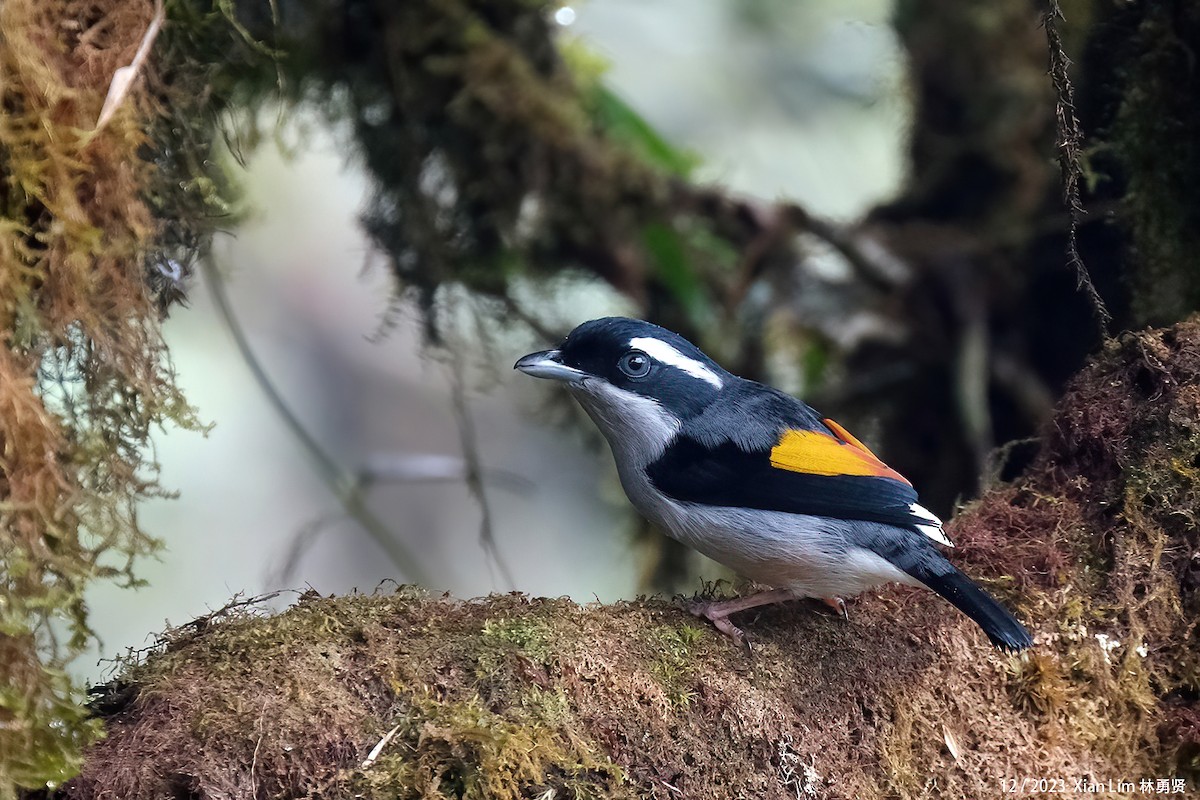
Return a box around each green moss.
[515,686,573,726]
[352,692,622,800]
[481,616,554,660]
[76,592,638,799]
[644,623,705,707]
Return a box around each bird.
[515,317,1033,652]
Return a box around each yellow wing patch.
[769,422,911,486]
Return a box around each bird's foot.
[684,588,796,652]
[821,596,849,620]
[687,599,753,652]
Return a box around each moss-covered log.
[65,318,1200,799]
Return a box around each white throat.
[568,380,681,469]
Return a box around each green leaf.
[589,86,699,178]
[642,223,706,317]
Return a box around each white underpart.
[629,337,724,389]
[910,502,953,547]
[647,500,921,598]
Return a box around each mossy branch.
[1042,0,1111,336]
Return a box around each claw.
[688,600,753,651]
[821,596,848,620]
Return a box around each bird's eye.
[618,350,652,378]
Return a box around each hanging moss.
[0,0,248,792]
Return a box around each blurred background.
[82,0,912,678]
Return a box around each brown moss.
[62,584,1107,799]
[951,318,1200,779]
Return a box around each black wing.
[646,435,932,530]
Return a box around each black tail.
[911,564,1033,652]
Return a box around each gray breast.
[631,480,916,599]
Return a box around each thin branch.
[91,0,165,135]
[678,185,903,301]
[170,591,284,638]
[200,257,432,586]
[358,453,533,494]
[265,512,341,588]
[447,335,517,590]
[782,203,903,292]
[1042,1,1112,336]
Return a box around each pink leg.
[687,589,797,650]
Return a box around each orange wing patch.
[769,421,912,486]
[822,418,879,458]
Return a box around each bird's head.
[515,317,727,452]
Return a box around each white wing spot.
[629,337,723,389]
[910,502,953,547]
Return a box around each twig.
[265,512,341,588]
[447,334,517,590]
[1042,1,1112,336]
[92,0,165,134]
[164,591,284,643]
[982,436,1040,491]
[200,257,432,586]
[250,700,268,789]
[358,453,533,494]
[360,723,402,769]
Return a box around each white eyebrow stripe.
[629,337,724,389]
